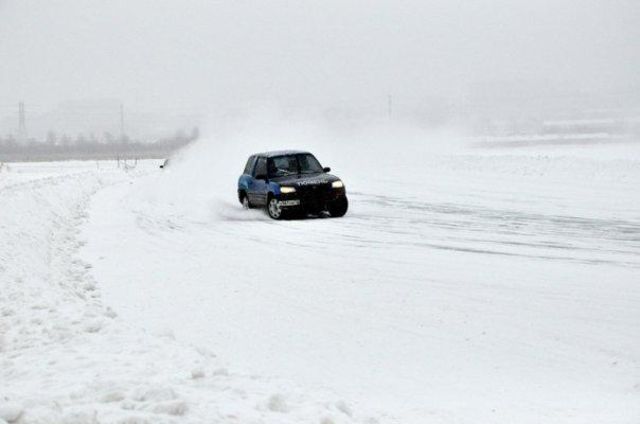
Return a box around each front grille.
[298,183,332,211]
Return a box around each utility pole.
[387,95,392,120]
[119,103,125,141]
[18,102,27,143]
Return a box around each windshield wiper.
[278,169,296,176]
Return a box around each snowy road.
[79,141,640,424]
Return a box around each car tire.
[328,197,348,217]
[240,191,253,209]
[267,195,284,220]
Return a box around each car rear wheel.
[328,197,348,217]
[267,196,283,220]
[240,191,253,209]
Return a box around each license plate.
[279,199,300,207]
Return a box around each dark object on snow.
[237,150,348,220]
[160,159,170,169]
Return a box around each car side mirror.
[255,173,267,181]
[323,167,331,173]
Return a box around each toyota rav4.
[238,150,348,219]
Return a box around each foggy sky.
[1,0,638,117]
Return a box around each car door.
[248,156,268,205]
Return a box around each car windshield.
[268,154,323,177]
[298,154,323,174]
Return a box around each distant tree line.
[0,127,199,162]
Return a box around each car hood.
[270,173,341,187]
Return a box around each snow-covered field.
[2,133,640,423]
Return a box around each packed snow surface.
[1,161,376,424]
[2,134,640,423]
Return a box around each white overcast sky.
[1,0,638,114]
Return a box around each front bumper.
[278,186,346,212]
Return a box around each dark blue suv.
[238,150,348,219]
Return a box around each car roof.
[255,150,311,158]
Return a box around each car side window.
[253,157,267,178]
[243,156,255,174]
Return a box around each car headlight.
[332,180,344,188]
[280,186,296,194]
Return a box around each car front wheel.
[267,196,283,220]
[328,197,348,217]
